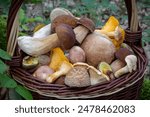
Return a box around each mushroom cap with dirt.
[81,32,116,67]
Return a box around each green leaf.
[15,85,33,100]
[0,74,17,88]
[22,25,29,31]
[9,89,23,100]
[0,60,8,74]
[19,8,26,24]
[0,49,11,60]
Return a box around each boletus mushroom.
[65,65,91,87]
[51,15,78,33]
[51,15,95,44]
[81,32,116,67]
[50,8,74,22]
[115,55,137,78]
[69,46,86,63]
[33,65,54,81]
[18,23,76,56]
[73,62,110,86]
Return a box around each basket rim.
[11,69,146,99]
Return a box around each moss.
[0,16,7,50]
[140,78,150,100]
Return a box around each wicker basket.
[6,0,148,100]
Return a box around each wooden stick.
[130,0,139,32]
[7,12,19,56]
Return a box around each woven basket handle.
[6,0,140,56]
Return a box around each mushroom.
[114,55,137,78]
[22,56,39,69]
[98,26,122,41]
[51,15,78,33]
[50,8,74,22]
[81,32,116,67]
[33,66,54,81]
[110,59,126,73]
[49,47,69,71]
[33,24,51,38]
[95,16,125,49]
[18,23,76,56]
[121,43,134,53]
[46,61,73,83]
[98,62,114,80]
[38,55,51,66]
[65,66,91,87]
[73,62,109,85]
[74,17,95,43]
[69,46,86,63]
[89,65,109,85]
[115,48,133,62]
[51,16,95,44]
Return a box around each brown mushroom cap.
[77,17,95,33]
[51,15,78,33]
[65,66,91,87]
[56,24,76,50]
[81,32,116,67]
[115,48,133,62]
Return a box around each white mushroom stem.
[18,34,60,56]
[33,24,51,39]
[114,66,129,78]
[73,26,89,44]
[46,61,72,83]
[114,55,137,78]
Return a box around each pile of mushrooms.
[17,8,138,88]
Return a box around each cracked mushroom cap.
[56,24,76,50]
[65,65,91,87]
[77,17,95,33]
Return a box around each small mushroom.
[115,48,133,63]
[69,46,86,63]
[110,59,126,73]
[89,65,109,85]
[22,56,39,69]
[18,23,76,56]
[50,8,74,22]
[33,66,54,81]
[65,66,91,87]
[114,55,137,78]
[38,55,51,65]
[98,62,114,80]
[46,61,73,83]
[74,17,95,43]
